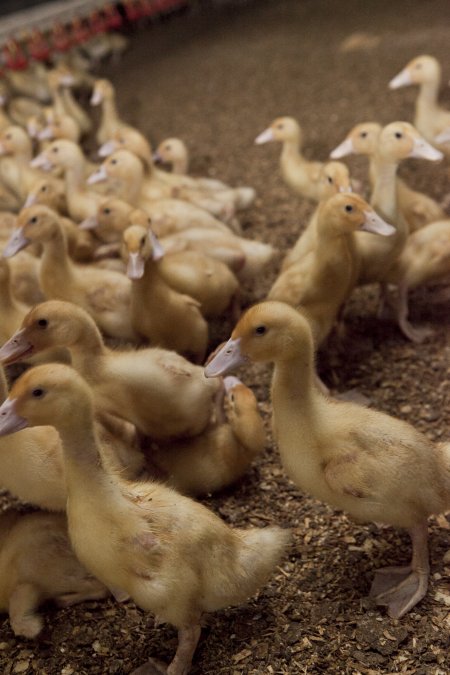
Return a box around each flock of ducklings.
[0,50,449,674]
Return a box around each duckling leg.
[369,522,429,618]
[9,583,43,638]
[396,282,433,343]
[131,625,201,675]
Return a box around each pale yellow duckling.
[0,258,26,346]
[123,225,209,362]
[154,137,229,190]
[389,55,450,152]
[37,110,81,144]
[330,121,446,231]
[268,193,394,345]
[0,125,51,200]
[0,363,289,674]
[148,375,265,495]
[0,300,221,441]
[2,205,135,341]
[47,66,92,137]
[255,116,324,201]
[206,301,450,619]
[31,140,105,222]
[90,78,131,145]
[0,510,108,638]
[281,160,353,270]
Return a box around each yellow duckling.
[0,258,27,346]
[2,205,135,341]
[0,363,289,674]
[123,224,209,362]
[268,193,394,345]
[206,301,450,619]
[47,67,92,137]
[90,78,131,145]
[147,375,265,495]
[0,300,221,441]
[281,160,353,270]
[389,55,450,152]
[330,121,446,231]
[31,140,105,222]
[255,116,324,201]
[0,125,53,200]
[153,137,228,190]
[37,110,81,144]
[0,510,108,638]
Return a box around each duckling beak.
[87,165,108,185]
[152,151,163,163]
[98,140,117,157]
[23,193,37,208]
[60,74,75,87]
[3,227,30,257]
[37,126,54,141]
[330,138,354,159]
[435,128,450,144]
[255,128,275,144]
[360,211,396,236]
[79,215,98,230]
[90,89,103,106]
[409,138,443,161]
[0,398,28,436]
[148,230,165,261]
[338,184,352,193]
[204,338,247,377]
[389,68,412,89]
[127,252,145,279]
[0,329,34,364]
[30,153,54,171]
[27,121,38,138]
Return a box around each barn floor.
[1,0,450,673]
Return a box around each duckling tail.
[234,526,291,594]
[233,187,256,210]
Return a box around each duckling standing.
[205,301,450,619]
[0,363,289,674]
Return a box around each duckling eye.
[140,236,146,246]
[111,159,117,165]
[415,63,422,69]
[5,133,11,140]
[327,176,333,184]
[30,216,38,224]
[37,318,48,328]
[395,132,403,139]
[103,208,111,215]
[31,388,45,398]
[41,185,47,192]
[255,325,267,335]
[345,204,353,212]
[277,124,284,130]
[360,131,368,138]
[52,147,59,153]
[165,145,171,151]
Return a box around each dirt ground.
[1,0,450,673]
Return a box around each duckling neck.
[56,412,108,492]
[370,157,398,222]
[172,155,188,175]
[67,328,106,383]
[101,95,120,131]
[40,225,75,293]
[281,135,304,166]
[50,85,66,117]
[417,80,440,113]
[63,155,86,196]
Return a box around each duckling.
[123,225,209,362]
[0,363,289,674]
[268,193,394,345]
[0,300,221,441]
[0,258,28,347]
[330,121,446,232]
[281,160,353,270]
[24,177,67,212]
[38,110,81,143]
[255,116,324,201]
[206,301,450,619]
[0,510,108,638]
[0,125,52,200]
[2,205,135,341]
[30,140,104,222]
[154,137,228,190]
[47,67,92,137]
[90,78,131,145]
[389,55,450,152]
[148,375,265,495]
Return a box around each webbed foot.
[370,565,428,618]
[131,658,167,674]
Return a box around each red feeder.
[90,10,107,36]
[71,17,91,45]
[27,28,51,62]
[124,0,143,22]
[3,39,28,71]
[104,3,123,30]
[51,22,72,53]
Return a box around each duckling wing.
[85,278,130,312]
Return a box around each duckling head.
[318,193,395,237]
[0,300,91,365]
[205,301,313,377]
[122,222,164,279]
[24,179,63,209]
[330,122,381,158]
[87,149,143,186]
[389,55,441,89]
[0,126,31,157]
[30,139,82,172]
[154,138,186,165]
[0,363,93,436]
[90,78,114,106]
[101,128,153,167]
[317,161,352,199]
[3,205,60,257]
[379,121,443,162]
[255,116,301,145]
